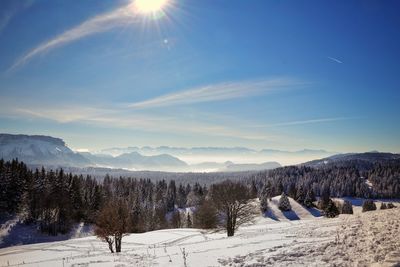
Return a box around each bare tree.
[193,199,218,229]
[209,180,256,236]
[94,198,132,253]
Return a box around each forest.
[1,158,399,239]
[249,160,400,199]
[0,159,208,236]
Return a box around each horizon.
[1,131,397,155]
[1,0,400,153]
[1,131,399,168]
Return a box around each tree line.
[0,159,205,235]
[0,159,257,253]
[249,161,400,200]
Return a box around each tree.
[380,202,387,210]
[288,183,297,199]
[341,200,353,214]
[171,210,183,228]
[176,184,187,208]
[324,200,339,218]
[193,200,218,229]
[186,190,202,207]
[95,199,132,253]
[278,192,291,211]
[259,183,271,213]
[362,200,377,212]
[295,185,305,205]
[317,188,331,210]
[186,213,192,228]
[166,180,177,212]
[209,180,256,237]
[303,189,316,208]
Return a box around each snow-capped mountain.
[0,134,90,167]
[0,134,190,171]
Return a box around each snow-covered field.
[0,198,399,267]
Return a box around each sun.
[134,0,169,14]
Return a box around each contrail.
[327,56,343,64]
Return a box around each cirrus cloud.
[8,3,139,72]
[128,78,307,109]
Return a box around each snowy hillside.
[1,197,398,266]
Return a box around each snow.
[265,196,322,221]
[365,179,373,189]
[0,198,399,266]
[0,220,93,249]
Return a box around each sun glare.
[134,0,169,14]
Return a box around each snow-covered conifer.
[303,189,316,208]
[341,200,353,214]
[278,192,291,211]
[362,200,377,212]
[324,200,339,218]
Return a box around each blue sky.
[0,0,399,152]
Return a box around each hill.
[304,151,400,170]
[0,134,90,167]
[0,198,398,266]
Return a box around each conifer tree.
[304,189,316,208]
[259,183,271,212]
[362,200,377,212]
[324,200,339,218]
[186,213,192,228]
[278,192,291,211]
[341,200,353,214]
[295,185,305,205]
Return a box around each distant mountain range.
[99,146,334,157]
[0,134,282,172]
[80,151,188,171]
[2,133,397,173]
[98,146,335,166]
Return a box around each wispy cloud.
[8,3,138,72]
[129,78,306,109]
[0,92,276,141]
[327,56,343,64]
[269,117,355,127]
[0,0,35,33]
[0,11,16,33]
[8,105,275,141]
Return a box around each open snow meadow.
[1,197,399,267]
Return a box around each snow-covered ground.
[0,220,93,249]
[0,199,399,267]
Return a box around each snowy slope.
[1,207,399,266]
[1,197,399,266]
[265,195,321,221]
